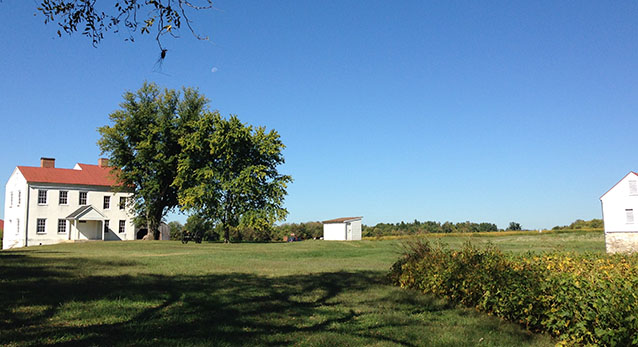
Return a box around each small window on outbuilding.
[630,180,638,196]
[627,209,634,224]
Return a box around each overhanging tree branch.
[36,0,214,57]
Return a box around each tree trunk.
[143,221,155,240]
[223,224,230,243]
[143,210,161,240]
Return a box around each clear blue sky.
[1,1,637,229]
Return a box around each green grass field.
[0,231,603,346]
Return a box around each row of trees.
[362,220,505,237]
[168,219,324,242]
[99,83,291,242]
[164,217,604,242]
[551,219,603,230]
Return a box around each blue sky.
[1,1,637,229]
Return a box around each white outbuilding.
[322,217,362,241]
[600,171,638,253]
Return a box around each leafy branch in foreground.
[37,0,214,54]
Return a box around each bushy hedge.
[389,241,638,345]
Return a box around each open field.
[0,231,603,346]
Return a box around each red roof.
[17,164,120,187]
[0,219,3,231]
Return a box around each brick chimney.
[98,158,109,167]
[40,157,55,168]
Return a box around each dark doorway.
[137,229,147,240]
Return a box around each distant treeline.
[363,220,501,237]
[551,218,603,230]
[167,217,603,242]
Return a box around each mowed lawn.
[0,231,603,346]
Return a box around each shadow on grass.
[0,252,546,346]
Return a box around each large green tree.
[98,82,208,239]
[175,112,292,242]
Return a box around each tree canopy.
[98,82,291,241]
[507,222,522,231]
[175,112,292,242]
[36,0,213,54]
[98,82,208,239]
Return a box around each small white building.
[600,172,638,253]
[322,217,362,241]
[3,157,136,250]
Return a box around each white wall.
[324,223,347,240]
[351,220,362,240]
[323,220,362,241]
[3,169,28,249]
[601,173,638,233]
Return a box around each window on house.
[58,219,67,233]
[59,191,68,205]
[104,220,110,233]
[79,192,87,205]
[104,196,110,209]
[37,219,46,233]
[627,209,635,224]
[10,191,13,207]
[38,190,47,205]
[119,197,126,210]
[16,219,19,235]
[17,191,21,206]
[630,180,638,196]
[119,220,126,233]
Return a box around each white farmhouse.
[600,172,638,253]
[322,217,362,241]
[3,157,136,250]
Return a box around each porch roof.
[66,205,106,221]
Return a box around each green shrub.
[390,241,638,345]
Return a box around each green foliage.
[184,213,218,241]
[98,83,290,242]
[98,82,209,239]
[175,112,292,242]
[391,242,638,345]
[167,221,183,241]
[0,241,553,346]
[508,222,522,231]
[552,218,603,230]
[363,220,498,237]
[237,211,274,242]
[273,221,323,241]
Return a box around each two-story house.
[3,157,136,250]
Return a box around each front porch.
[66,205,122,241]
